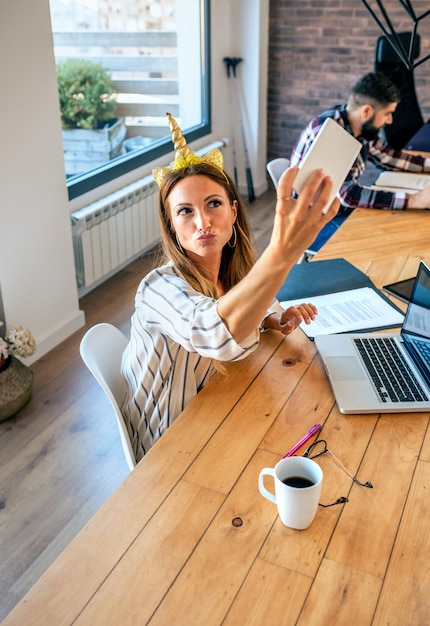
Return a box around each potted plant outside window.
[56,59,126,175]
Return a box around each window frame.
[64,0,211,201]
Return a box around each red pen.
[282,423,322,458]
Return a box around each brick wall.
[267,0,430,160]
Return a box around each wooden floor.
[0,187,277,621]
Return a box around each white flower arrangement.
[0,322,37,360]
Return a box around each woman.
[121,113,338,461]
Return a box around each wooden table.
[3,209,430,626]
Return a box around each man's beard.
[360,119,381,142]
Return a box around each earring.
[228,224,237,248]
[175,233,185,253]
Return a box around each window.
[50,0,211,200]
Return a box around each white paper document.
[373,171,430,193]
[280,287,404,337]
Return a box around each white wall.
[230,0,269,191]
[0,0,269,363]
[0,0,84,365]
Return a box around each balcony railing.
[53,30,179,140]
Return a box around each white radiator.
[70,141,225,295]
[71,175,159,294]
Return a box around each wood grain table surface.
[3,207,430,626]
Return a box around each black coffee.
[282,475,314,488]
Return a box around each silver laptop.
[315,261,430,413]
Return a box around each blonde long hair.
[158,162,256,297]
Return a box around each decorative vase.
[0,355,33,422]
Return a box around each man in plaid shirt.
[290,72,430,212]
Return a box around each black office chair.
[375,32,424,150]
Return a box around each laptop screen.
[402,262,430,385]
[402,261,430,339]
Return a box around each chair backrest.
[375,32,424,149]
[266,158,290,189]
[375,31,420,65]
[80,323,136,471]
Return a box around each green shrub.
[56,59,118,130]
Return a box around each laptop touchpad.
[326,357,366,381]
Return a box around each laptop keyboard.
[354,337,429,403]
[411,338,430,367]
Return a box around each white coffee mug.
[259,456,323,530]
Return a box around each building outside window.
[49,0,211,199]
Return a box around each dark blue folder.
[277,258,372,301]
[277,258,404,336]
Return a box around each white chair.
[266,157,290,189]
[80,323,136,471]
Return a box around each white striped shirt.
[121,262,262,461]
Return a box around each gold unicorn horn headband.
[152,112,225,188]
